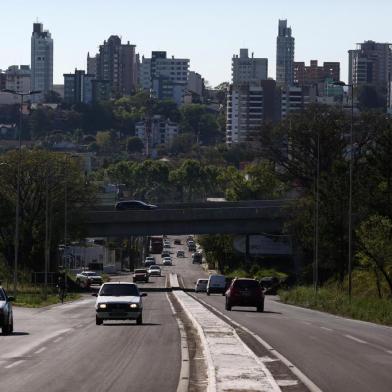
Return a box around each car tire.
[9,317,13,334]
[136,314,143,325]
[206,290,210,296]
[96,316,103,325]
[225,299,232,311]
[257,303,264,313]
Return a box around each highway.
[1,235,392,392]
[0,274,180,392]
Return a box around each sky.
[1,0,392,87]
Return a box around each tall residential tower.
[276,19,295,86]
[31,22,53,102]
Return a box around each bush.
[280,286,392,326]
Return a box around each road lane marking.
[302,321,312,326]
[5,360,25,369]
[34,347,47,354]
[344,335,368,344]
[386,350,392,355]
[53,337,63,343]
[320,327,333,332]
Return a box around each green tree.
[357,215,392,296]
[126,136,144,154]
[0,150,96,273]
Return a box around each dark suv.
[225,278,265,312]
[0,287,14,334]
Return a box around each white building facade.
[232,49,268,84]
[140,51,189,105]
[135,115,180,148]
[226,83,264,145]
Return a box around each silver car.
[94,282,147,325]
[0,287,14,334]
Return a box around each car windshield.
[234,280,260,289]
[84,272,97,276]
[150,266,160,269]
[0,289,5,301]
[198,280,208,284]
[135,269,147,273]
[99,284,139,296]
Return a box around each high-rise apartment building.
[276,19,295,86]
[349,41,392,90]
[89,35,138,99]
[87,52,99,77]
[140,51,189,105]
[31,22,53,102]
[294,60,340,86]
[232,49,268,84]
[63,69,94,105]
[226,80,278,145]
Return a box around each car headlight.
[129,303,138,309]
[98,304,107,309]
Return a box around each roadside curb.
[167,293,190,392]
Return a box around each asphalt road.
[167,235,392,392]
[0,273,180,392]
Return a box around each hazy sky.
[1,0,391,87]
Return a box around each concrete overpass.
[85,200,291,237]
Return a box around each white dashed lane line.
[53,337,63,343]
[344,335,368,344]
[320,327,333,332]
[5,360,25,369]
[34,347,47,354]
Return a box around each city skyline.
[1,0,392,86]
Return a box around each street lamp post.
[333,81,354,301]
[1,89,41,295]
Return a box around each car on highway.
[133,269,149,283]
[75,271,103,287]
[206,274,226,295]
[225,278,265,312]
[195,279,208,292]
[188,243,196,252]
[176,250,185,258]
[163,243,171,249]
[161,251,171,258]
[144,256,156,267]
[148,265,162,276]
[192,252,203,264]
[115,200,157,210]
[174,239,181,245]
[162,257,172,266]
[0,286,14,334]
[94,282,147,325]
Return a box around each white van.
[207,274,226,295]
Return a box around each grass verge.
[5,284,82,308]
[279,286,392,326]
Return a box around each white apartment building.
[226,83,264,145]
[5,65,31,93]
[31,22,53,102]
[140,51,189,105]
[135,115,180,148]
[232,49,268,84]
